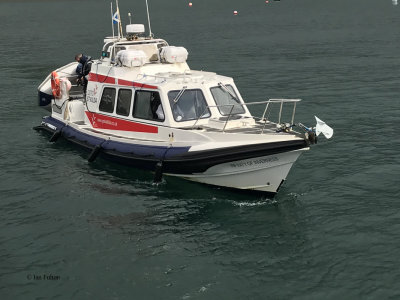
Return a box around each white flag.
[315,116,333,139]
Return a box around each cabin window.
[110,46,126,62]
[116,89,132,116]
[132,90,164,122]
[114,46,126,56]
[99,87,116,113]
[210,84,245,115]
[168,89,210,122]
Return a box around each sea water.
[0,0,399,298]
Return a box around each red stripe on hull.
[85,111,158,133]
[88,73,157,89]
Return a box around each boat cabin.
[80,25,253,132]
[46,24,257,138]
[84,70,252,129]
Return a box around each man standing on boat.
[75,53,92,92]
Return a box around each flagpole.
[110,2,115,39]
[116,0,123,39]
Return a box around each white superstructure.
[36,21,332,194]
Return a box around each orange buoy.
[50,71,61,98]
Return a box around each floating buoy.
[189,2,192,6]
[233,10,238,15]
[50,71,61,98]
[265,0,269,3]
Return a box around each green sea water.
[1,0,399,299]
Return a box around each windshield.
[168,89,211,122]
[210,84,245,115]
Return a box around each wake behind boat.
[35,2,333,195]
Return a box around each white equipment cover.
[116,50,147,67]
[315,116,334,139]
[160,46,188,63]
[66,101,85,123]
[126,24,145,34]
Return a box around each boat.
[35,2,333,195]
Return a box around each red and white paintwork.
[37,26,312,194]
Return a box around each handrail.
[191,98,301,133]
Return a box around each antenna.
[128,12,132,24]
[145,0,153,37]
[110,2,115,38]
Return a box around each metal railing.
[191,98,301,133]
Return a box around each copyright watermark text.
[26,274,61,281]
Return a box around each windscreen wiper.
[173,86,187,103]
[218,82,238,101]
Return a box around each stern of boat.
[37,62,83,110]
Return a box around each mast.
[116,0,123,38]
[145,0,153,37]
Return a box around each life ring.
[51,71,61,98]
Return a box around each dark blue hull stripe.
[38,116,308,175]
[42,116,190,159]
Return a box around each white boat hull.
[166,149,306,193]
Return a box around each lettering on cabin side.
[86,85,98,103]
[230,156,278,168]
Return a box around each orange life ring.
[51,71,61,98]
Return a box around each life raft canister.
[51,71,61,98]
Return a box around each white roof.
[139,70,232,86]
